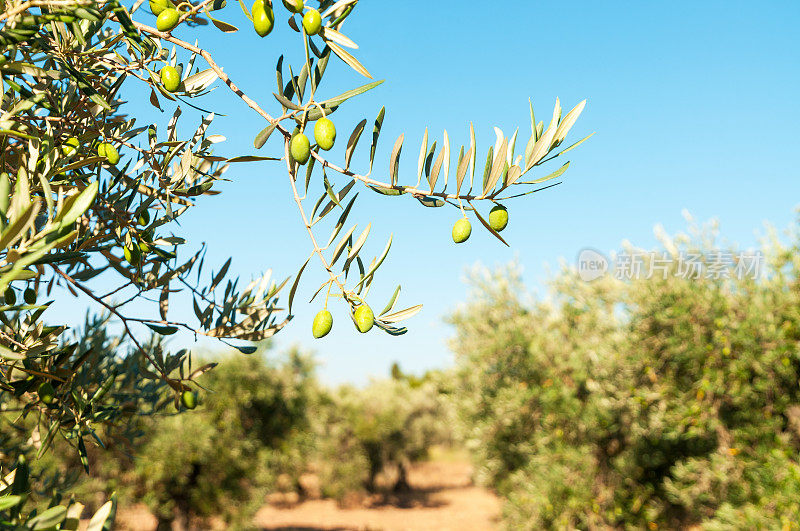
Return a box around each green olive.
[3,288,16,305]
[181,390,197,409]
[156,8,180,32]
[290,133,311,165]
[488,205,508,232]
[124,243,141,266]
[23,288,36,305]
[252,0,275,37]
[149,0,172,15]
[302,8,322,35]
[97,142,120,165]
[353,304,374,334]
[62,136,80,157]
[38,382,55,405]
[314,117,336,151]
[282,0,304,13]
[160,65,181,92]
[312,309,333,338]
[137,209,151,226]
[452,218,471,244]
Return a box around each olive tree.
[0,0,587,525]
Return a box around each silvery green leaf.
[328,41,372,79]
[389,134,403,186]
[553,100,587,146]
[369,107,385,173]
[417,127,428,183]
[320,26,358,49]
[345,119,367,171]
[379,304,422,323]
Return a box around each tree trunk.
[393,460,411,493]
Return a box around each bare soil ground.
[255,460,501,531]
[112,458,501,531]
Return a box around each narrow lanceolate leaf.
[85,498,115,531]
[326,194,358,247]
[253,123,278,149]
[273,92,302,110]
[505,165,522,187]
[345,119,367,171]
[182,69,218,93]
[347,223,371,262]
[331,224,358,266]
[472,203,510,247]
[469,122,477,188]
[159,287,169,320]
[369,107,385,173]
[320,26,359,49]
[520,161,570,184]
[354,234,392,289]
[321,0,357,19]
[417,128,429,184]
[553,99,586,146]
[380,285,401,316]
[416,196,445,207]
[456,146,473,195]
[428,147,445,193]
[328,41,372,78]
[555,132,594,158]
[442,130,451,190]
[320,80,384,108]
[288,257,310,314]
[379,304,422,323]
[526,118,558,170]
[529,98,537,140]
[209,257,231,294]
[483,138,508,196]
[389,134,403,187]
[319,180,356,220]
[146,323,179,335]
[481,146,493,193]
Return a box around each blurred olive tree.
[450,220,800,529]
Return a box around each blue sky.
[49,0,800,384]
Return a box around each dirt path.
[254,460,501,531]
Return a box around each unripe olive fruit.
[488,205,508,232]
[138,209,150,226]
[156,8,180,32]
[314,117,336,151]
[312,309,333,338]
[252,0,274,37]
[149,0,172,15]
[23,288,36,305]
[160,65,180,92]
[62,136,80,157]
[38,382,55,405]
[181,390,197,409]
[353,304,374,334]
[290,133,311,164]
[124,243,141,266]
[282,0,304,13]
[302,9,322,35]
[97,142,119,165]
[3,288,16,305]
[452,218,472,244]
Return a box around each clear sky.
[48,0,800,385]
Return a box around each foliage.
[0,0,587,523]
[450,220,800,529]
[315,366,454,500]
[126,348,319,529]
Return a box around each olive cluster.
[452,205,508,244]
